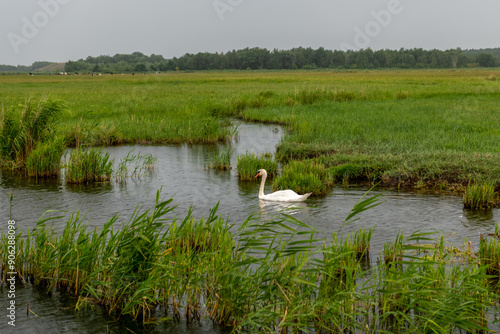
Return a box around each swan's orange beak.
[254,171,260,178]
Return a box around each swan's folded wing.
[262,190,309,202]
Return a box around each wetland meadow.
[1,69,500,333]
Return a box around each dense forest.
[1,47,499,74]
[63,48,498,73]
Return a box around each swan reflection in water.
[259,199,310,217]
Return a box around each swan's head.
[254,169,267,179]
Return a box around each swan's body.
[255,169,312,202]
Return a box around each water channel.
[0,122,498,333]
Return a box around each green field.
[1,69,499,195]
[1,70,500,331]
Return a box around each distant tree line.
[1,48,499,74]
[63,48,498,73]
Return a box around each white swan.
[255,169,312,202]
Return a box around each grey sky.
[1,0,499,66]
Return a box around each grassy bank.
[273,159,333,196]
[1,70,499,195]
[1,193,499,332]
[241,91,500,195]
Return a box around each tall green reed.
[479,225,500,280]
[2,189,499,332]
[374,232,496,333]
[0,97,63,167]
[115,148,157,182]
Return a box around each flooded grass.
[464,182,497,210]
[65,147,114,184]
[115,149,157,182]
[236,152,277,180]
[205,147,232,171]
[25,136,66,178]
[2,191,499,332]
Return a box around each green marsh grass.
[65,147,113,184]
[479,226,500,280]
[25,136,66,178]
[350,227,374,261]
[287,88,358,106]
[317,234,363,332]
[463,182,497,210]
[205,147,232,170]
[236,151,277,180]
[0,97,63,167]
[383,232,406,266]
[1,71,499,193]
[330,163,365,187]
[373,232,496,333]
[1,70,499,330]
[273,159,333,196]
[266,95,500,191]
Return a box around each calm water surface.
[0,122,498,333]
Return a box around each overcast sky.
[1,0,499,66]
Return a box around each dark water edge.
[1,282,232,334]
[0,122,498,333]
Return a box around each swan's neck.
[259,173,267,198]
